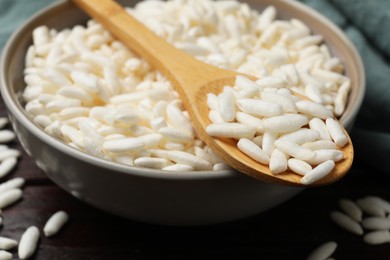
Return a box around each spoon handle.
[73,0,229,95]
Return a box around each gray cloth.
[0,0,54,49]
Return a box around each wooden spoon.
[72,0,353,186]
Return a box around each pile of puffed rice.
[22,0,351,174]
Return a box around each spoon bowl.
[193,76,353,186]
[73,0,354,186]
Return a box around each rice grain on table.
[0,118,9,129]
[18,226,40,259]
[330,211,363,235]
[0,237,18,250]
[338,199,362,222]
[0,130,15,144]
[43,211,69,237]
[0,188,22,209]
[0,250,12,260]
[361,217,390,230]
[356,197,386,217]
[0,157,18,179]
[0,177,25,194]
[363,196,390,214]
[306,241,337,260]
[0,149,20,162]
[363,230,390,245]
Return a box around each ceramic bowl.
[0,0,365,225]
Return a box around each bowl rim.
[0,0,365,181]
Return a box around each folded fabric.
[0,0,54,49]
[331,0,390,58]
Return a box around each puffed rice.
[0,250,12,260]
[330,210,363,235]
[23,0,351,175]
[306,241,337,260]
[43,211,69,237]
[18,226,40,259]
[0,237,18,250]
[0,189,22,209]
[338,199,362,222]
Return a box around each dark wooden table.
[1,100,390,260]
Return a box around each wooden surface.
[1,99,390,260]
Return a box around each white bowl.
[0,0,364,225]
